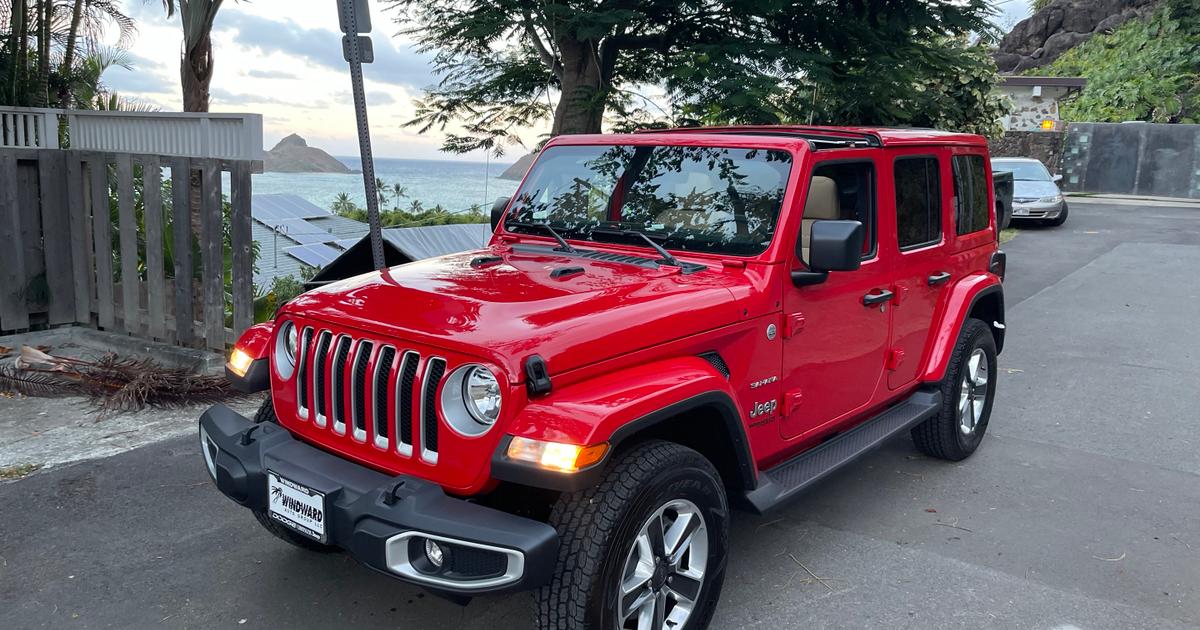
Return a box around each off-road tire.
[250,396,337,553]
[1046,203,1068,227]
[911,318,998,461]
[534,440,729,630]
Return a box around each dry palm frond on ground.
[0,346,246,413]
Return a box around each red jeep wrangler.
[200,126,1005,629]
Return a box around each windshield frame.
[499,138,805,261]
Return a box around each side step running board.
[744,389,942,514]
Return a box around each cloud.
[210,87,334,109]
[222,9,439,91]
[246,69,302,80]
[367,91,397,106]
[104,66,176,95]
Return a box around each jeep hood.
[288,247,744,380]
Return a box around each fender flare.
[227,321,274,393]
[490,357,757,493]
[920,276,1004,383]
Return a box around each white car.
[992,157,1068,227]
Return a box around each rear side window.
[894,157,942,250]
[953,155,990,235]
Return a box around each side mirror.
[490,196,511,232]
[792,220,864,287]
[1052,174,1063,183]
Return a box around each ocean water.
[251,156,520,214]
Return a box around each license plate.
[1013,206,1030,216]
[267,471,326,542]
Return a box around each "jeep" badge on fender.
[749,399,778,418]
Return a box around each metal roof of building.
[251,194,369,286]
[379,223,491,260]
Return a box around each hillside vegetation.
[1036,2,1199,123]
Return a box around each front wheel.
[535,441,729,630]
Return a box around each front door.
[779,156,892,440]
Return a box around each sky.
[103,1,1035,162]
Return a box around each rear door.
[887,149,952,389]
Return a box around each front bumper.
[198,404,558,595]
[1012,199,1064,219]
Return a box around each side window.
[894,156,942,250]
[809,161,877,258]
[953,155,990,235]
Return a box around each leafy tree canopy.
[1036,5,1200,124]
[387,0,1006,154]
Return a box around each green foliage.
[1036,8,1200,123]
[331,193,488,228]
[253,269,316,323]
[387,0,1004,153]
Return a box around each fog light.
[424,538,445,568]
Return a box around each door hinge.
[782,390,803,415]
[784,313,806,339]
[885,348,905,371]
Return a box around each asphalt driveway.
[2,198,1198,629]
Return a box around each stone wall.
[992,131,1067,174]
[994,0,1160,73]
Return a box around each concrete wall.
[1061,122,1200,199]
[992,131,1067,175]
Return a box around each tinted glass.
[953,155,990,235]
[505,145,793,256]
[894,157,942,249]
[992,159,1051,181]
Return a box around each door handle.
[927,271,951,286]
[862,290,894,306]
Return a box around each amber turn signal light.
[506,437,608,473]
[228,347,254,377]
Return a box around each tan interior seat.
[801,176,841,262]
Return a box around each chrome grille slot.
[296,327,314,418]
[330,335,352,435]
[373,346,397,449]
[312,331,332,427]
[421,358,446,463]
[396,351,419,456]
[350,340,374,442]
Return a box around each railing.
[0,107,59,149]
[0,148,255,351]
[0,106,262,161]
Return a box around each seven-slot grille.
[294,327,445,461]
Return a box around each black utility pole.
[337,0,385,270]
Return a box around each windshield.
[505,144,793,257]
[993,160,1052,181]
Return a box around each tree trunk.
[9,0,27,104]
[551,39,606,136]
[56,0,86,107]
[181,31,213,112]
[32,0,50,106]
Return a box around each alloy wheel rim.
[617,499,708,630]
[958,348,989,435]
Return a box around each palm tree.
[375,177,388,208]
[58,0,137,107]
[155,0,232,112]
[390,183,407,211]
[331,192,356,215]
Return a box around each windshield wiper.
[507,221,577,253]
[590,227,682,267]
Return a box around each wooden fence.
[0,148,255,352]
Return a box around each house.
[251,194,368,287]
[997,76,1087,132]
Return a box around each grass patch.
[1000,228,1019,244]
[0,463,41,481]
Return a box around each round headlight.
[463,366,501,425]
[282,322,298,364]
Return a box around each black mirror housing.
[490,196,511,232]
[801,220,864,272]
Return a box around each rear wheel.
[911,318,997,461]
[250,396,337,552]
[535,441,729,630]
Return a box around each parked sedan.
[992,157,1068,227]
